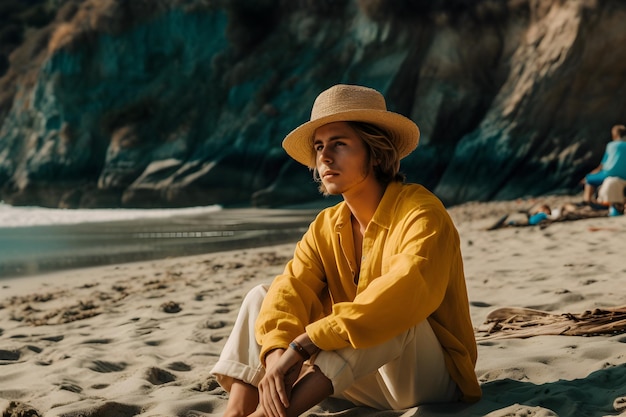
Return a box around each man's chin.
[323,188,342,196]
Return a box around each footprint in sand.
[0,349,20,361]
[57,381,82,393]
[192,375,226,395]
[210,333,228,342]
[213,301,239,315]
[197,319,227,330]
[81,338,113,344]
[134,318,161,336]
[188,329,212,344]
[142,367,176,385]
[88,360,127,373]
[26,345,42,354]
[190,328,229,344]
[75,401,142,417]
[166,361,191,372]
[189,318,231,343]
[40,335,64,342]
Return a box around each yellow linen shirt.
[255,181,481,402]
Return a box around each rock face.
[1,0,626,208]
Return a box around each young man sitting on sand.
[211,84,481,417]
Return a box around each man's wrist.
[293,335,320,358]
[289,341,311,360]
[264,348,284,367]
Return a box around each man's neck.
[343,182,387,233]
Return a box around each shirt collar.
[334,181,403,232]
[370,181,402,230]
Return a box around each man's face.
[313,122,376,196]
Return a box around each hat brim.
[282,109,420,168]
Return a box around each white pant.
[210,285,458,410]
[597,176,626,204]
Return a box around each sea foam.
[0,203,222,228]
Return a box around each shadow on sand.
[310,363,626,417]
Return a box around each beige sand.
[1,198,626,417]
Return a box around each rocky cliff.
[1,0,625,208]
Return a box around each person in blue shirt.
[582,124,626,204]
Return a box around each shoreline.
[0,193,583,280]
[0,207,321,279]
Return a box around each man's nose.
[319,147,332,162]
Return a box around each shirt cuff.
[305,316,351,351]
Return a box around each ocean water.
[0,203,317,279]
[0,202,222,228]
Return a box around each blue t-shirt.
[601,141,626,179]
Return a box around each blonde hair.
[313,121,405,195]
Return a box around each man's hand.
[258,348,303,417]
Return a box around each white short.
[597,176,626,204]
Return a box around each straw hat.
[282,84,420,167]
